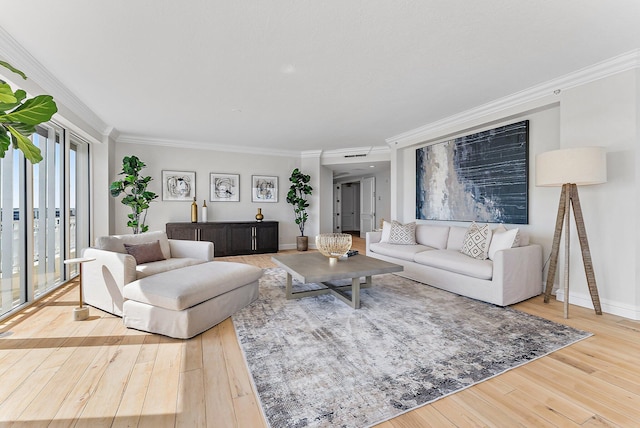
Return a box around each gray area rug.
[232,268,591,428]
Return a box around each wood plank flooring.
[1,235,639,427]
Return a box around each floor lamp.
[535,147,607,318]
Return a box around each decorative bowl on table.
[316,233,352,265]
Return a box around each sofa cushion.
[414,249,493,280]
[97,231,171,259]
[460,222,492,260]
[369,242,432,262]
[446,226,468,251]
[415,225,450,249]
[124,240,166,264]
[136,257,206,279]
[388,221,417,245]
[380,221,392,243]
[488,228,520,260]
[124,262,263,311]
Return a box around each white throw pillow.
[380,221,392,243]
[388,221,417,245]
[488,228,520,260]
[460,222,492,260]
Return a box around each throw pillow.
[488,228,520,260]
[388,221,417,245]
[124,240,166,264]
[380,221,392,243]
[460,222,492,260]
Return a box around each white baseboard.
[555,289,640,320]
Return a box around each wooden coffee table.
[271,252,403,309]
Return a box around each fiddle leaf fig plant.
[110,156,158,234]
[0,61,58,163]
[286,168,312,236]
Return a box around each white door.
[360,176,375,237]
[341,184,356,231]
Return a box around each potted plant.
[110,155,158,234]
[0,61,58,163]
[286,168,312,251]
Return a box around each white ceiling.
[1,1,639,153]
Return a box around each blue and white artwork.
[416,120,529,224]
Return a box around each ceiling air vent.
[344,153,367,158]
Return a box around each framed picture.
[416,120,529,224]
[162,170,196,201]
[252,175,278,203]
[210,173,240,202]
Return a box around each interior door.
[341,184,356,231]
[360,176,375,237]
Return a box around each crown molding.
[117,134,300,157]
[387,49,640,148]
[0,25,110,136]
[301,150,323,158]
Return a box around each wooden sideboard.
[166,221,279,257]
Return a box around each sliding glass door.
[0,124,89,318]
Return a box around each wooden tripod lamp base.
[542,184,602,318]
[536,147,607,318]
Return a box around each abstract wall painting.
[210,173,240,202]
[252,175,278,203]
[416,120,529,224]
[162,170,196,201]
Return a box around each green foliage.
[110,156,158,234]
[0,62,57,163]
[286,168,312,236]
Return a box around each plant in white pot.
[286,168,312,251]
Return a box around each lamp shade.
[536,147,607,187]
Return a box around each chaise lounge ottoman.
[122,261,262,339]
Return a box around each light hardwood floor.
[1,235,639,427]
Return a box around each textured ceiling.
[1,0,639,152]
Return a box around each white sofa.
[366,224,543,306]
[83,231,262,338]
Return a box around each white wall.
[90,134,114,245]
[556,69,638,317]
[390,69,640,319]
[112,143,302,249]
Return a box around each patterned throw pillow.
[460,222,492,260]
[388,221,417,245]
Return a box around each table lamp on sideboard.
[535,146,607,318]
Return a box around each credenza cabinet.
[166,221,279,257]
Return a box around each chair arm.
[82,248,137,316]
[366,231,382,255]
[168,239,214,261]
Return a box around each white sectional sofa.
[83,230,262,338]
[366,223,543,306]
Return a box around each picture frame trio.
[161,171,278,203]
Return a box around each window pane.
[32,127,64,296]
[0,147,25,316]
[69,137,90,279]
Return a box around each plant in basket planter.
[110,156,158,234]
[286,168,312,251]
